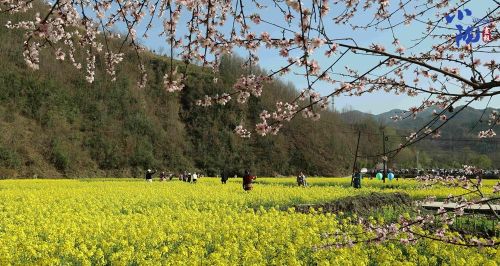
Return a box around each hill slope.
[1,4,496,178]
[0,7,392,178]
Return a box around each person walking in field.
[242,170,256,191]
[145,169,156,182]
[297,172,307,187]
[192,172,198,183]
[221,170,228,184]
[159,171,166,181]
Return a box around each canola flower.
[0,178,498,265]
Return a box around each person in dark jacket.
[221,170,229,184]
[145,169,156,182]
[352,168,361,188]
[242,170,256,191]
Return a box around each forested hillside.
[0,5,394,178]
[1,4,496,178]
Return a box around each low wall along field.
[0,178,498,264]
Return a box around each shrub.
[0,146,21,168]
[0,167,17,179]
[49,140,70,172]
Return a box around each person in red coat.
[242,169,256,191]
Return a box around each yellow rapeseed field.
[0,177,498,265]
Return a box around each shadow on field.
[255,179,417,190]
[292,192,412,215]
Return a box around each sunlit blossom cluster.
[254,101,299,136]
[478,129,496,138]
[232,74,270,104]
[234,124,251,138]
[105,52,124,81]
[163,67,185,92]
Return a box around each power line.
[332,126,500,143]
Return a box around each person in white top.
[192,172,198,183]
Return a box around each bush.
[84,134,125,170]
[0,146,21,168]
[0,167,17,179]
[129,139,155,169]
[50,140,70,172]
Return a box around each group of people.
[144,169,197,183]
[351,167,400,188]
[180,171,199,183]
[159,171,175,181]
[219,170,256,191]
[146,169,311,192]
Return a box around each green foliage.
[49,139,70,172]
[129,138,155,169]
[470,154,492,169]
[84,134,125,170]
[0,146,21,168]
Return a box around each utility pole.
[351,131,361,187]
[496,142,498,166]
[416,150,420,169]
[382,131,387,183]
[450,136,454,165]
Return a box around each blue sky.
[133,0,499,114]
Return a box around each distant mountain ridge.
[339,106,499,169]
[340,106,500,138]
